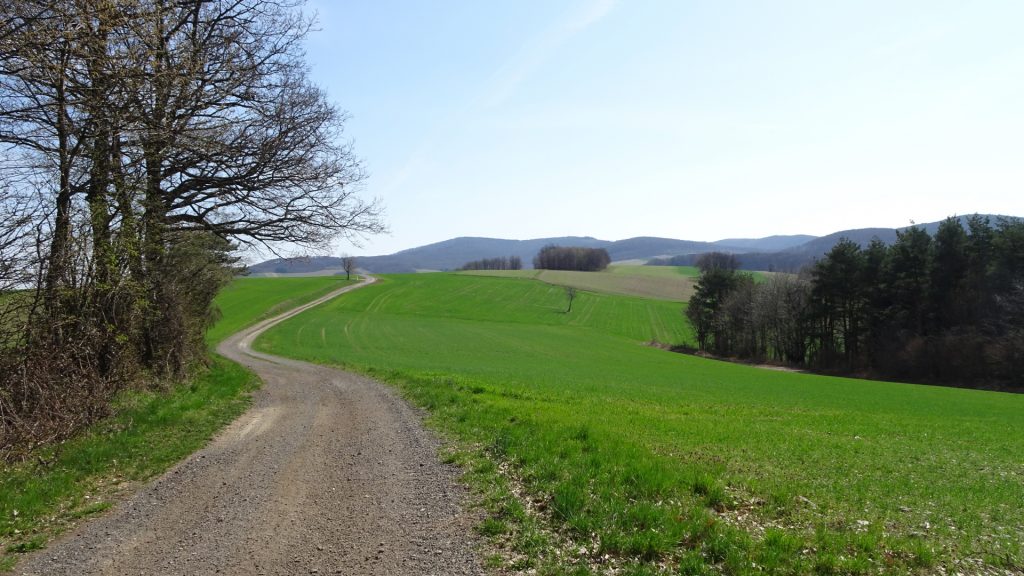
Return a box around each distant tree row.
[686,216,1024,388]
[648,252,828,274]
[646,255,691,267]
[458,256,523,271]
[534,245,611,272]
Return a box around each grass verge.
[0,274,351,571]
[0,357,256,570]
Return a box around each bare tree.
[0,0,386,455]
[565,286,577,313]
[343,255,357,281]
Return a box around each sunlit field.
[257,273,1023,575]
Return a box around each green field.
[462,266,696,301]
[205,275,355,344]
[631,264,775,283]
[257,273,1024,575]
[0,276,349,571]
[610,264,701,278]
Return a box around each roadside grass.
[0,275,347,571]
[461,267,695,302]
[0,358,256,571]
[256,273,1024,575]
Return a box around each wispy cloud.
[385,1,616,205]
[480,0,617,109]
[567,0,616,32]
[870,25,949,59]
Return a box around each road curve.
[19,276,483,576]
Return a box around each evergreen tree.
[810,238,865,368]
[887,226,933,336]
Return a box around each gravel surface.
[18,277,484,576]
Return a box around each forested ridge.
[0,0,382,457]
[686,215,1024,388]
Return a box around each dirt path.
[18,276,483,576]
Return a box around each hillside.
[251,236,607,275]
[730,215,1010,271]
[256,273,1024,574]
[711,234,816,252]
[249,235,781,275]
[248,215,1015,275]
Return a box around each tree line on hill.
[0,1,383,458]
[686,216,1024,388]
[460,245,612,272]
[458,256,523,271]
[533,245,611,271]
[648,253,813,273]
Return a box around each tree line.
[648,253,810,273]
[0,0,383,457]
[686,216,1024,388]
[458,255,522,271]
[533,245,610,272]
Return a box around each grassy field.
[462,266,696,302]
[205,275,355,344]
[610,264,701,278]
[0,275,350,571]
[257,273,1024,575]
[629,264,776,284]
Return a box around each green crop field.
[205,275,355,345]
[623,264,774,283]
[462,266,695,302]
[256,273,1024,575]
[610,264,701,278]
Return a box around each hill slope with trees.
[685,216,1024,389]
[251,216,1013,275]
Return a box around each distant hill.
[249,235,803,275]
[727,215,1010,272]
[712,235,816,252]
[356,236,610,273]
[248,215,1016,275]
[604,237,726,261]
[251,236,608,275]
[249,256,347,275]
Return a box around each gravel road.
[18,277,484,576]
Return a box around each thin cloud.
[568,0,616,31]
[386,0,617,210]
[481,0,617,109]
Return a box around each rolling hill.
[249,235,789,275]
[255,272,1024,574]
[248,215,1015,275]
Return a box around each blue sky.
[303,0,1024,257]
